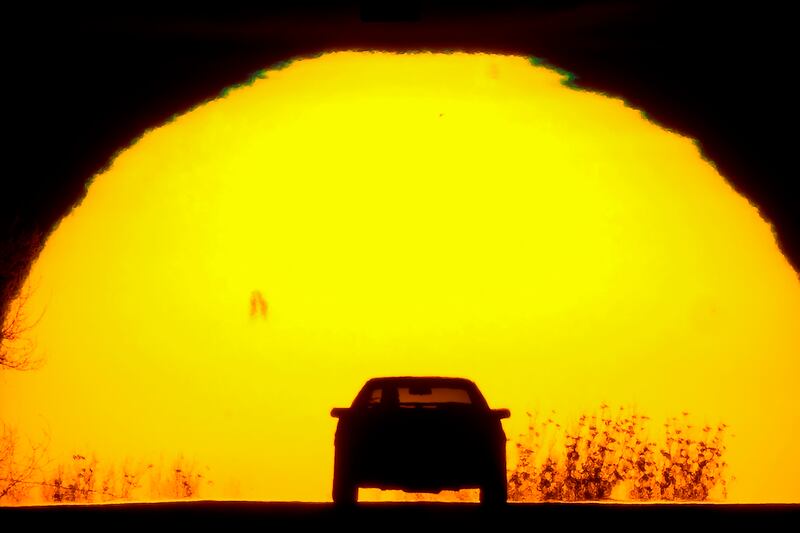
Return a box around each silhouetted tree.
[0,288,46,502]
[0,290,40,371]
[0,217,46,501]
[0,424,47,503]
[1,216,44,371]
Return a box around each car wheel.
[332,449,358,505]
[332,476,357,505]
[479,474,508,506]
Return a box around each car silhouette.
[331,376,510,504]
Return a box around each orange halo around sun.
[2,51,799,503]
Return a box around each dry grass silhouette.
[40,455,209,503]
[2,406,730,504]
[508,405,730,501]
[1,451,210,504]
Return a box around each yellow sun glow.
[2,51,799,503]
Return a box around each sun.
[1,51,799,503]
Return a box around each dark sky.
[1,1,797,319]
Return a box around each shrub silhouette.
[508,405,730,501]
[3,406,730,504]
[29,454,210,503]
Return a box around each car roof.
[363,376,478,387]
[354,376,489,408]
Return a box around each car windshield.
[361,380,480,408]
[398,386,471,405]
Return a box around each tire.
[332,477,357,505]
[480,471,508,506]
[332,448,358,505]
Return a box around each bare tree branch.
[1,214,46,371]
[0,423,48,503]
[0,286,44,371]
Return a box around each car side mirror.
[492,408,511,419]
[331,407,350,418]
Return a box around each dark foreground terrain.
[2,502,797,530]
